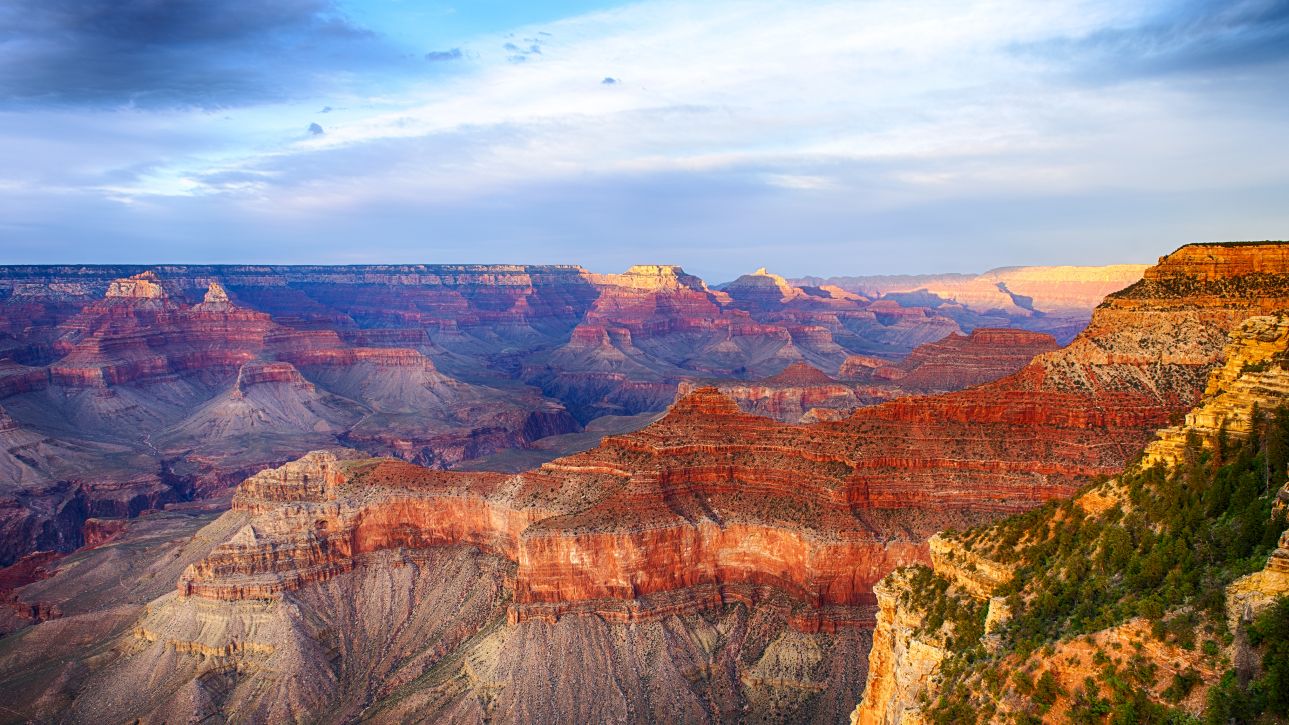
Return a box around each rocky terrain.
[852,275,1289,720]
[869,328,1059,392]
[796,263,1149,345]
[0,262,1133,567]
[0,242,1282,723]
[679,329,1059,422]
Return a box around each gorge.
[2,242,1287,722]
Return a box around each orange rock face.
[177,397,966,631]
[174,243,1289,635]
[677,362,885,422]
[1143,241,1289,282]
[690,329,1059,421]
[875,328,1059,391]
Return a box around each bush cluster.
[924,405,1289,723]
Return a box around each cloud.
[0,0,407,108]
[2,0,1288,277]
[1016,0,1289,79]
[425,48,463,62]
[308,122,325,135]
[762,174,835,190]
[503,36,545,63]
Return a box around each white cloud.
[89,0,1162,200]
[3,0,1288,275]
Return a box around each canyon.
[687,329,1061,422]
[794,263,1148,346]
[0,262,1131,566]
[852,251,1289,723]
[3,243,1286,723]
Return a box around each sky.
[1,0,1287,281]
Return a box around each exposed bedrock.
[41,244,1289,641]
[689,328,1060,422]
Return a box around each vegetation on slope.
[919,408,1289,724]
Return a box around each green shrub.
[925,406,1289,723]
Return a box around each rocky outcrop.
[104,271,166,301]
[199,280,231,307]
[723,267,813,310]
[839,354,888,381]
[1226,471,1289,630]
[852,569,944,725]
[172,395,968,631]
[831,243,1289,514]
[688,328,1059,422]
[854,292,1289,724]
[677,362,893,422]
[872,328,1059,391]
[1226,520,1289,631]
[1142,242,1289,283]
[1144,314,1289,467]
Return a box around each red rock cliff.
[174,243,1289,634]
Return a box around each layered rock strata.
[853,306,1289,724]
[173,241,1289,644]
[871,328,1058,391]
[0,278,580,564]
[7,243,1289,723]
[1143,313,1289,466]
[677,362,892,422]
[0,258,1133,565]
[174,391,973,631]
[686,329,1059,422]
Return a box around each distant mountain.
[793,264,1148,345]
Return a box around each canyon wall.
[854,304,1289,723]
[0,260,1105,566]
[1,242,1286,723]
[689,329,1061,423]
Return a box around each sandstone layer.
[5,244,1288,724]
[0,261,1030,565]
[684,327,1057,422]
[853,306,1289,724]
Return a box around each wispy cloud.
[1015,0,1289,79]
[425,48,464,62]
[1,0,1286,277]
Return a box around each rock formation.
[853,304,1289,724]
[869,328,1059,391]
[103,271,167,301]
[0,271,581,564]
[677,362,890,422]
[796,263,1148,344]
[2,242,1288,723]
[685,329,1059,422]
[170,391,979,626]
[1143,313,1289,467]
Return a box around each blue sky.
[1,0,1287,281]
